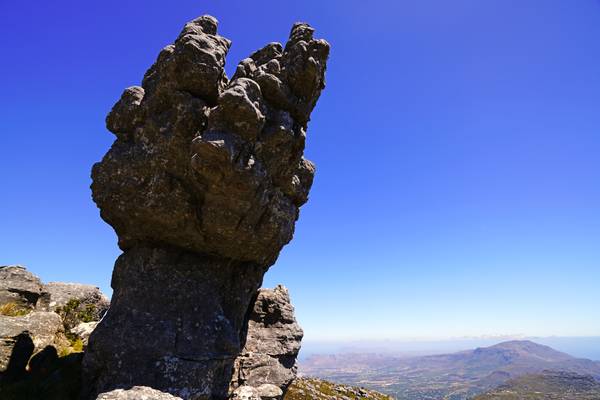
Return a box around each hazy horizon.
[299,336,600,362]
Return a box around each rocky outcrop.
[0,266,108,378]
[42,282,110,319]
[284,378,394,400]
[83,14,328,400]
[230,286,303,397]
[0,265,45,312]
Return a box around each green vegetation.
[473,371,600,400]
[59,337,84,357]
[0,302,32,317]
[285,377,393,400]
[56,298,96,329]
[55,298,94,355]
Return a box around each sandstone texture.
[83,14,328,400]
[90,15,328,266]
[42,282,110,317]
[0,275,305,400]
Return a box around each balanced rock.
[83,14,328,400]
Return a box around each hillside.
[473,370,600,399]
[285,377,393,400]
[301,341,600,399]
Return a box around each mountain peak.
[483,340,573,362]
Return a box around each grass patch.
[0,302,31,317]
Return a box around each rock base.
[82,247,266,399]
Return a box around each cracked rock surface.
[230,286,303,398]
[83,14,328,400]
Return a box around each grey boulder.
[230,386,260,400]
[0,265,45,311]
[83,13,327,400]
[0,311,66,372]
[42,282,110,319]
[97,386,183,400]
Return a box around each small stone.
[83,14,328,400]
[256,384,283,399]
[231,385,261,400]
[42,282,109,315]
[96,386,183,400]
[71,321,99,345]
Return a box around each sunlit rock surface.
[83,14,328,400]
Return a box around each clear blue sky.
[1,0,599,341]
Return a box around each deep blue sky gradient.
[1,0,599,340]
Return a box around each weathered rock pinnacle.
[83,15,328,400]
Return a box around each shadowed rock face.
[83,15,328,400]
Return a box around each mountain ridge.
[300,340,600,399]
[473,370,600,399]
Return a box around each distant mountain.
[473,370,600,399]
[285,377,393,400]
[300,340,600,399]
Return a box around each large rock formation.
[83,14,328,400]
[42,282,110,318]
